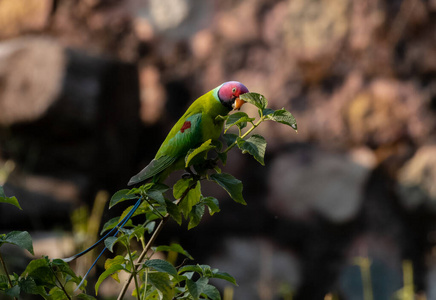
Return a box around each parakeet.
[128,81,249,185]
[64,81,249,289]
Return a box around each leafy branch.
[0,92,298,300]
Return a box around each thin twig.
[117,217,168,300]
[51,266,72,300]
[126,243,141,300]
[117,183,195,300]
[0,251,18,300]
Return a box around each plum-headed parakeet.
[63,82,249,287]
[128,81,249,185]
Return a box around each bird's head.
[217,81,249,111]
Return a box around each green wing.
[128,113,204,185]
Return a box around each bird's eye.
[232,87,237,93]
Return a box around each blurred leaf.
[236,134,267,165]
[144,259,178,277]
[104,236,121,253]
[165,199,182,225]
[210,173,246,205]
[188,204,205,230]
[49,286,67,300]
[155,243,194,260]
[180,181,201,218]
[95,264,124,295]
[109,189,137,209]
[262,108,275,117]
[178,265,203,275]
[212,271,237,286]
[187,277,208,300]
[224,112,255,133]
[5,285,20,297]
[105,255,126,270]
[0,231,34,255]
[173,178,193,199]
[185,140,216,168]
[76,294,97,300]
[0,186,21,210]
[145,183,169,206]
[202,197,220,215]
[223,133,238,147]
[265,108,298,131]
[211,139,223,151]
[51,259,78,280]
[240,92,268,110]
[22,258,56,287]
[149,272,174,300]
[100,217,133,235]
[203,284,221,300]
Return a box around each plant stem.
[117,217,168,300]
[126,243,141,300]
[222,117,265,155]
[0,251,18,300]
[117,183,195,300]
[51,266,72,300]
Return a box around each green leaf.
[210,139,223,151]
[179,181,201,218]
[155,243,194,260]
[1,231,34,255]
[104,236,120,253]
[145,190,165,206]
[148,272,174,300]
[178,265,203,275]
[223,133,238,147]
[202,284,221,300]
[202,197,220,215]
[76,293,97,300]
[50,259,79,280]
[210,173,246,205]
[239,92,268,110]
[18,277,39,295]
[22,258,56,287]
[236,134,267,166]
[188,204,205,230]
[95,264,124,295]
[145,183,169,206]
[100,217,133,235]
[144,259,178,277]
[213,271,237,286]
[5,285,20,297]
[145,221,156,233]
[265,108,298,131]
[109,189,137,209]
[165,199,182,225]
[224,112,255,133]
[49,286,68,300]
[185,140,216,168]
[173,178,193,199]
[105,255,126,270]
[187,277,208,300]
[0,186,21,210]
[262,108,275,116]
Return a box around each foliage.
[0,93,297,299]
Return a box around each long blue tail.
[64,198,142,290]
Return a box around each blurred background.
[1,0,436,299]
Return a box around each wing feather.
[128,155,176,185]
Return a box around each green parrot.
[64,82,249,289]
[128,80,249,185]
